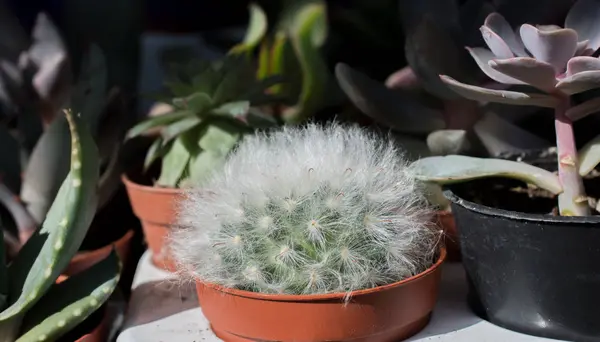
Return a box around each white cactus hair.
[171,122,441,296]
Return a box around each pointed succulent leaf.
[187,149,227,186]
[172,93,213,113]
[412,155,562,194]
[212,101,250,119]
[488,57,557,91]
[566,97,600,121]
[212,57,255,105]
[245,108,279,129]
[466,47,524,84]
[578,134,600,176]
[480,26,514,59]
[17,250,120,342]
[229,3,268,55]
[282,2,330,123]
[565,56,600,76]
[144,138,167,171]
[426,130,470,156]
[483,13,527,57]
[197,121,242,154]
[556,71,600,94]
[575,40,595,56]
[156,136,191,188]
[126,110,192,139]
[335,63,445,133]
[161,116,203,143]
[519,24,577,73]
[2,110,99,321]
[565,0,600,52]
[440,75,558,107]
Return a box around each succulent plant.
[0,110,120,342]
[171,123,440,296]
[413,0,600,217]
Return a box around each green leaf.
[172,92,212,113]
[578,134,600,176]
[144,138,166,171]
[213,101,250,119]
[2,110,100,321]
[161,116,203,143]
[187,149,228,186]
[17,250,120,342]
[229,3,268,55]
[198,121,242,153]
[412,155,562,194]
[125,110,192,139]
[156,136,191,188]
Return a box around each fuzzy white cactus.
[171,123,440,296]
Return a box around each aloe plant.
[413,0,600,217]
[0,109,120,342]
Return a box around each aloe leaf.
[578,134,600,176]
[156,136,191,188]
[229,3,268,55]
[412,155,562,194]
[17,250,120,342]
[282,2,330,123]
[125,110,192,139]
[2,110,99,321]
[440,75,558,107]
[335,63,445,133]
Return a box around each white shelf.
[117,250,563,342]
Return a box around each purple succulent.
[441,0,600,118]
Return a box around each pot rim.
[197,246,446,301]
[444,189,600,224]
[121,173,182,195]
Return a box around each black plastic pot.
[446,188,600,342]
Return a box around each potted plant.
[0,110,121,342]
[413,1,600,340]
[170,123,445,341]
[122,2,337,272]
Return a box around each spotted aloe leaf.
[412,155,562,195]
[229,3,268,55]
[1,110,99,321]
[335,63,445,133]
[16,250,120,342]
[578,134,600,176]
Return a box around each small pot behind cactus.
[171,123,445,341]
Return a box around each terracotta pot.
[436,210,461,262]
[196,247,446,342]
[74,312,108,342]
[122,174,182,272]
[56,229,134,284]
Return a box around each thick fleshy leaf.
[565,0,600,52]
[556,70,600,94]
[412,155,562,194]
[473,111,551,156]
[480,26,514,59]
[575,40,595,56]
[483,13,528,57]
[126,110,192,139]
[440,75,558,107]
[466,47,524,84]
[565,56,600,76]
[566,97,600,121]
[229,3,268,55]
[488,57,557,91]
[519,24,578,73]
[579,133,600,176]
[426,130,470,156]
[336,63,445,133]
[156,136,191,187]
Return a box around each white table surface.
[117,250,563,342]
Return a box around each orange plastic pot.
[196,247,446,342]
[122,174,182,272]
[436,211,461,262]
[56,229,134,283]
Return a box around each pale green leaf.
[156,136,191,188]
[578,134,600,176]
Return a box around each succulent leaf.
[488,57,557,91]
[143,138,166,171]
[335,63,445,133]
[126,110,192,139]
[482,13,528,57]
[556,70,600,94]
[480,25,514,59]
[412,155,563,194]
[229,3,268,55]
[519,24,577,73]
[466,47,523,84]
[2,110,99,322]
[440,75,558,107]
[17,250,120,342]
[566,97,600,121]
[565,0,600,52]
[565,56,600,76]
[161,116,202,144]
[69,44,107,131]
[426,130,470,156]
[173,93,212,115]
[578,134,600,176]
[156,136,191,188]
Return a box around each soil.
[450,148,600,216]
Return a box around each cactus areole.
[413,0,600,217]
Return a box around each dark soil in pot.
[445,148,600,342]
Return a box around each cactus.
[0,110,121,342]
[171,123,440,296]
